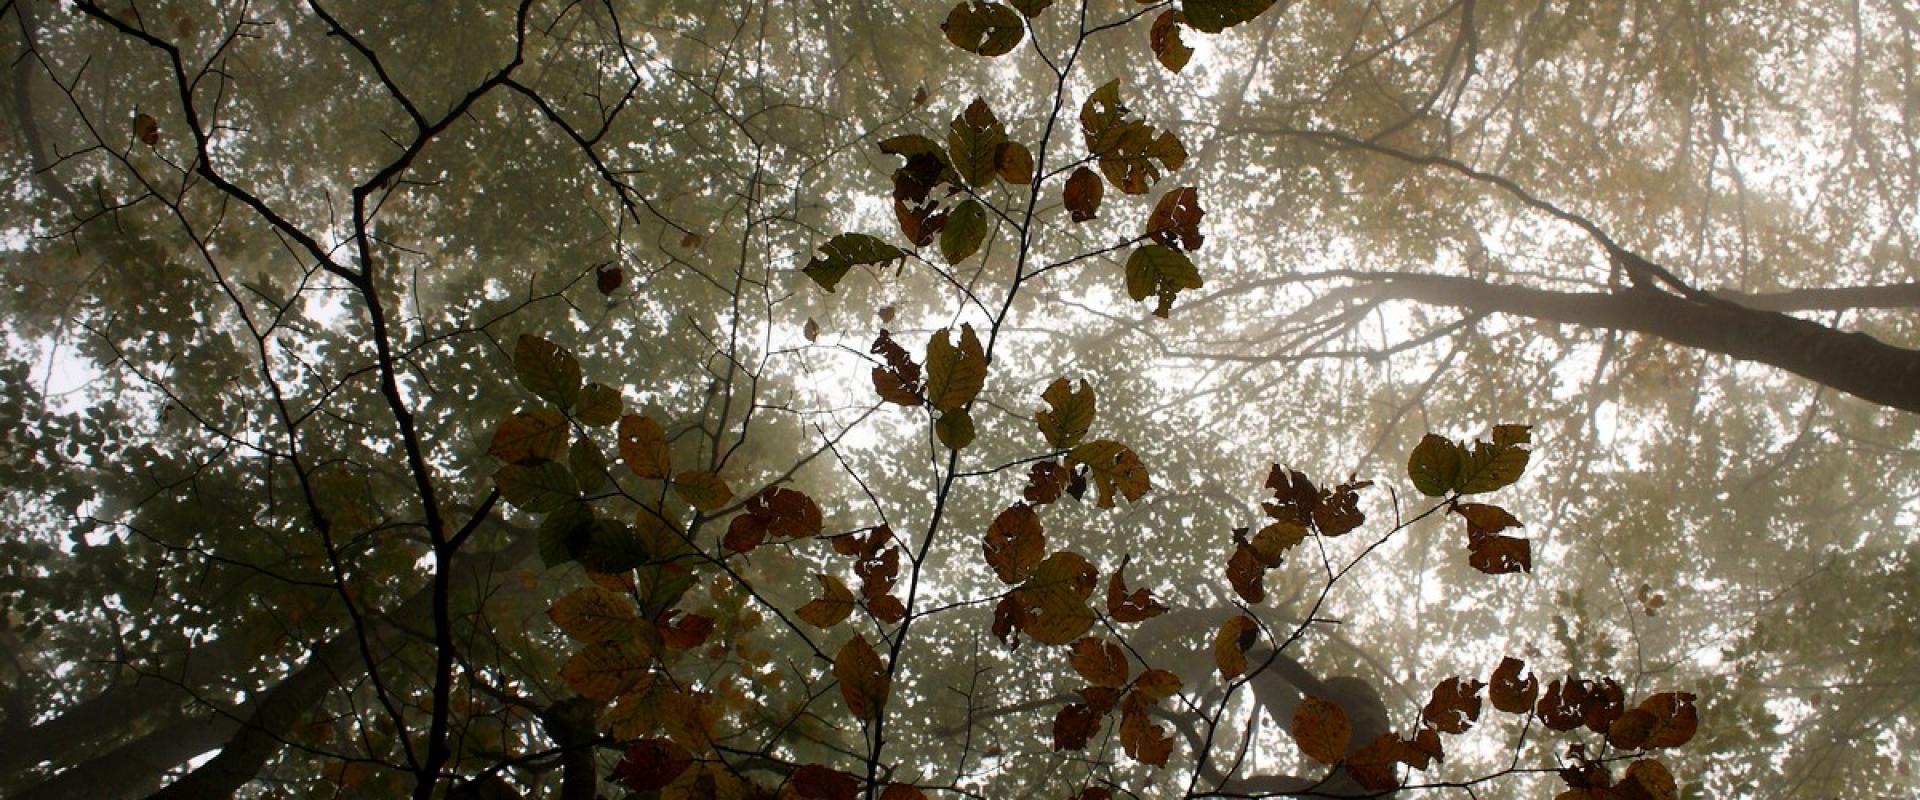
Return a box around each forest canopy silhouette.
[2,1,1916,799]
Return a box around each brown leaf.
[1618,759,1677,800]
[1146,186,1205,252]
[1421,677,1485,734]
[870,330,924,406]
[924,324,988,411]
[133,112,159,145]
[561,639,653,701]
[1346,733,1406,792]
[618,414,673,479]
[1490,656,1540,713]
[867,593,906,624]
[1132,669,1182,702]
[1067,440,1150,508]
[1015,550,1099,645]
[995,140,1035,185]
[1118,696,1173,766]
[1312,480,1371,537]
[671,470,733,512]
[1226,542,1266,605]
[992,593,1028,647]
[796,574,856,628]
[1053,702,1101,751]
[834,635,889,721]
[1063,166,1103,222]
[596,263,624,295]
[1069,637,1130,688]
[1036,377,1097,450]
[1149,11,1193,73]
[612,739,692,792]
[1609,692,1698,749]
[489,409,570,464]
[1292,695,1352,764]
[1537,677,1595,732]
[803,317,820,342]
[1025,459,1071,505]
[549,587,639,643]
[656,611,713,650]
[880,784,928,800]
[1105,557,1168,622]
[1582,677,1626,734]
[1262,465,1319,526]
[1467,533,1532,575]
[1248,520,1307,567]
[984,503,1047,584]
[1213,615,1259,679]
[789,765,861,800]
[745,487,825,539]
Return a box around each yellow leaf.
[1213,615,1259,679]
[672,470,733,512]
[561,639,653,701]
[1292,695,1352,764]
[548,587,639,643]
[1016,550,1098,645]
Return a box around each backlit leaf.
[1406,433,1462,496]
[1490,656,1540,713]
[1106,557,1168,622]
[1064,166,1103,222]
[1213,615,1258,679]
[924,324,988,411]
[1124,244,1203,318]
[936,407,977,450]
[940,198,989,264]
[804,233,905,292]
[515,334,583,409]
[1146,187,1205,251]
[1183,0,1278,33]
[984,503,1046,584]
[1292,695,1352,764]
[1150,11,1194,72]
[1421,676,1486,734]
[1067,440,1151,508]
[834,634,889,721]
[870,330,924,406]
[496,460,576,513]
[797,574,856,628]
[1070,637,1130,688]
[488,409,569,464]
[574,383,623,427]
[671,471,733,512]
[942,1,1024,57]
[948,98,1010,188]
[995,141,1035,185]
[618,414,673,479]
[549,586,639,643]
[561,639,653,701]
[1037,378,1096,449]
[1016,550,1099,645]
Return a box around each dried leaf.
[1292,695,1352,764]
[1213,615,1259,679]
[834,635,889,721]
[618,414,673,479]
[984,503,1047,584]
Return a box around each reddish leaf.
[1311,480,1371,536]
[1025,460,1071,505]
[1053,703,1101,751]
[1063,166,1103,222]
[870,330,924,406]
[1073,790,1114,800]
[1069,637,1130,688]
[992,593,1028,647]
[656,611,714,650]
[1467,533,1532,574]
[1146,186,1205,252]
[596,263,624,295]
[1421,677,1486,735]
[746,487,825,539]
[867,594,906,624]
[790,765,861,799]
[1537,677,1595,732]
[1148,10,1193,73]
[1346,734,1406,793]
[1581,677,1626,734]
[611,739,692,792]
[1226,542,1266,605]
[834,635,889,721]
[1490,656,1540,713]
[1106,558,1168,622]
[984,503,1047,584]
[1609,692,1698,749]
[880,784,928,800]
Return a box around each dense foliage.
[2,1,1915,799]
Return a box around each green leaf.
[936,407,977,450]
[672,470,734,512]
[496,460,577,513]
[577,519,651,573]
[924,324,988,411]
[515,335,583,410]
[947,98,1009,188]
[538,502,594,568]
[1183,0,1278,33]
[803,234,905,292]
[1124,244,1203,318]
[941,198,989,264]
[1037,378,1096,449]
[574,383,623,427]
[1407,434,1463,497]
[1457,439,1531,495]
[569,437,609,494]
[942,1,1024,57]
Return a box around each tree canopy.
[2,1,1916,798]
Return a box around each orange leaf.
[1213,615,1259,679]
[1132,669,1182,703]
[1292,694,1352,764]
[1069,637,1129,688]
[796,574,857,628]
